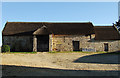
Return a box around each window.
[6,42,10,45]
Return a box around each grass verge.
[2,52,37,54]
[49,51,120,55]
[48,51,108,54]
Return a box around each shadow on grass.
[74,51,120,64]
[2,65,119,77]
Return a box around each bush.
[2,45,10,52]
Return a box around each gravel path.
[1,52,119,76]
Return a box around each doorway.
[73,41,79,51]
[37,35,49,52]
[104,43,108,51]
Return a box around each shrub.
[2,45,10,52]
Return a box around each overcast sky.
[0,2,118,46]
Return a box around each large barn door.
[73,41,79,51]
[37,35,49,52]
[104,43,108,51]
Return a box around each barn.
[2,22,120,52]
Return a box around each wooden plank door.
[73,41,79,51]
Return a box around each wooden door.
[104,43,108,51]
[37,35,49,52]
[73,41,79,51]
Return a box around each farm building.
[2,22,120,52]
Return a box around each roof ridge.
[6,22,92,23]
[95,26,113,27]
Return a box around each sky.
[0,2,119,46]
[118,1,120,18]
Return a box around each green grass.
[2,52,37,54]
[49,51,120,55]
[48,51,108,54]
[2,51,119,54]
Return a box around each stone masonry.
[2,34,120,52]
[49,34,120,52]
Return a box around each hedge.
[2,45,10,52]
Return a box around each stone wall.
[2,35,120,52]
[49,34,120,52]
[93,40,120,52]
[49,35,52,52]
[2,36,33,52]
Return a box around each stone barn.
[93,26,120,52]
[2,22,120,52]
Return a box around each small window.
[6,42,10,45]
[85,35,89,36]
